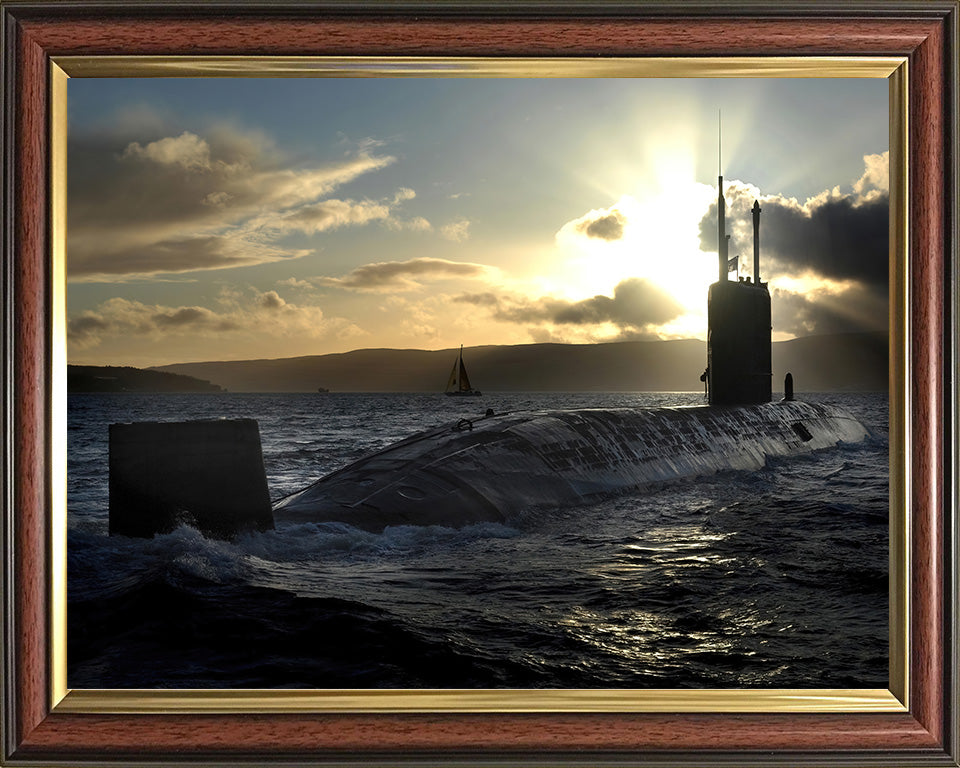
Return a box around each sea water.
[67,391,888,689]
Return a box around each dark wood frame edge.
[1,2,957,765]
[1,0,959,20]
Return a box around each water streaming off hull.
[273,400,868,531]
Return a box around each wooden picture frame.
[2,2,957,765]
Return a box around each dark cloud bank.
[698,187,889,336]
[699,192,888,286]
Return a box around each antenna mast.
[717,110,727,282]
[718,109,722,176]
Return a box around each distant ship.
[316,387,329,393]
[444,345,481,397]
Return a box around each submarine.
[107,171,869,540]
[271,176,869,533]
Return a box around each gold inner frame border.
[49,55,909,715]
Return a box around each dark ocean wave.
[68,391,889,689]
[69,571,560,689]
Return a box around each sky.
[66,77,889,367]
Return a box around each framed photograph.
[2,2,957,766]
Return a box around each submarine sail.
[706,177,772,405]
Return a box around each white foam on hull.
[272,400,868,532]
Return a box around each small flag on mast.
[727,255,738,272]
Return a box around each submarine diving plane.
[272,175,868,532]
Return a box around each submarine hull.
[272,400,868,532]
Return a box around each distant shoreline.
[67,365,224,394]
[70,333,888,395]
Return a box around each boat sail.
[445,345,481,396]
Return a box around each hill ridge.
[138,334,887,393]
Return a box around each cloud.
[853,152,889,198]
[553,278,682,327]
[151,305,236,329]
[584,213,625,241]
[67,290,336,351]
[562,204,628,242]
[276,277,313,289]
[696,152,889,336]
[400,217,434,233]
[440,219,471,242]
[70,235,311,279]
[67,313,111,338]
[309,257,494,292]
[770,282,888,337]
[455,277,683,341]
[258,290,286,310]
[68,124,402,281]
[761,193,888,285]
[69,297,234,348]
[699,153,889,287]
[123,131,212,171]
[280,198,393,234]
[203,191,231,208]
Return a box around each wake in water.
[67,391,888,689]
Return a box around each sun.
[554,179,720,333]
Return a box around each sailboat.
[444,345,481,396]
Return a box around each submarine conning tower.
[707,178,772,405]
